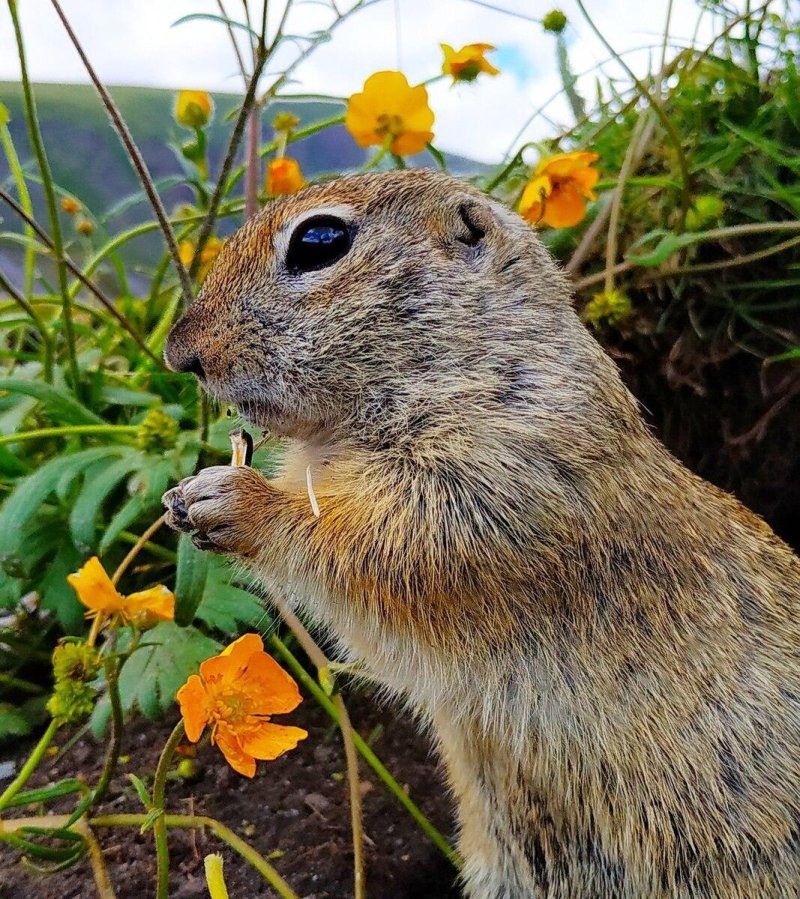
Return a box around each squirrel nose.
[164,331,206,379]
[181,354,206,379]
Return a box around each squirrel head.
[166,169,634,451]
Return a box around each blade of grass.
[7,0,79,391]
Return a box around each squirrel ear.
[454,197,495,249]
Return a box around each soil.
[0,691,461,899]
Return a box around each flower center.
[375,113,405,138]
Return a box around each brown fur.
[163,170,800,898]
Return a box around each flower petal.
[67,557,124,614]
[541,182,589,228]
[177,675,209,743]
[214,722,257,777]
[518,174,552,223]
[568,165,600,198]
[539,151,599,177]
[239,723,308,761]
[200,633,264,683]
[125,585,175,621]
[239,651,304,716]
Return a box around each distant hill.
[0,82,487,282]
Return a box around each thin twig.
[190,46,269,281]
[215,0,250,84]
[0,188,162,364]
[74,811,117,899]
[111,514,167,586]
[49,0,194,309]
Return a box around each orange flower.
[177,634,307,777]
[441,43,499,82]
[68,557,174,627]
[518,151,600,228]
[61,196,81,215]
[266,157,305,196]
[175,90,213,129]
[345,71,434,156]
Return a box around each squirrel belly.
[163,169,800,898]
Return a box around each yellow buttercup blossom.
[441,43,499,83]
[175,90,213,129]
[266,157,306,196]
[345,71,434,156]
[519,150,600,229]
[68,557,174,629]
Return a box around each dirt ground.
[0,691,461,899]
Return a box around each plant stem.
[269,635,461,868]
[245,105,261,219]
[1,812,300,899]
[153,720,185,899]
[7,0,79,392]
[0,719,58,812]
[48,0,194,309]
[190,44,269,284]
[574,0,692,229]
[94,813,301,899]
[111,514,167,586]
[0,424,138,447]
[270,596,366,899]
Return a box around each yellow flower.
[68,557,174,628]
[60,197,81,215]
[266,157,306,196]
[175,90,213,129]
[177,634,308,777]
[518,151,600,228]
[582,288,632,326]
[345,71,435,156]
[441,43,499,83]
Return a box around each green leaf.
[116,622,220,718]
[194,575,268,634]
[0,448,122,564]
[69,451,142,552]
[98,459,172,553]
[38,541,84,633]
[0,379,106,426]
[171,12,259,40]
[127,774,152,809]
[174,535,210,626]
[625,229,702,267]
[0,704,32,741]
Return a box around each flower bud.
[76,218,94,235]
[543,9,568,33]
[137,407,179,453]
[61,197,81,215]
[175,90,213,129]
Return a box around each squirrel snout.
[164,319,207,380]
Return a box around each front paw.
[162,465,269,557]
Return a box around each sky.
[0,0,727,164]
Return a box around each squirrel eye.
[286,215,351,273]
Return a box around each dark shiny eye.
[286,215,352,273]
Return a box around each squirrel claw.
[162,486,192,534]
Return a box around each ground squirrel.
[162,169,800,898]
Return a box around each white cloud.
[0,0,731,163]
